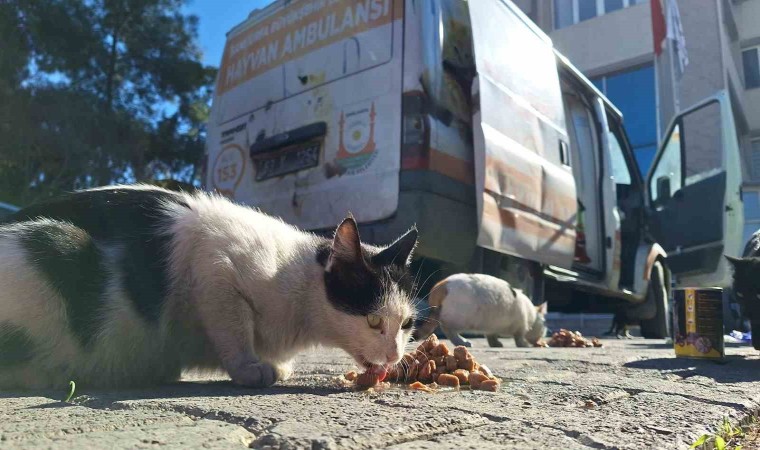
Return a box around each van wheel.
[640,261,670,339]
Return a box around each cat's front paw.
[229,362,280,388]
[273,362,293,381]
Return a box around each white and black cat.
[413,273,546,348]
[0,185,418,389]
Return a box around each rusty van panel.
[469,0,577,269]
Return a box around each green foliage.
[691,417,752,450]
[0,0,217,206]
[63,380,76,403]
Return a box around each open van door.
[469,0,577,270]
[646,92,744,282]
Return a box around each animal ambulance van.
[204,0,745,339]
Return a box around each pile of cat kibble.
[535,328,603,348]
[344,334,501,392]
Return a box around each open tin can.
[673,287,725,360]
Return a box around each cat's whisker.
[411,262,425,296]
[411,270,442,304]
[410,268,429,300]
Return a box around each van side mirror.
[656,176,671,203]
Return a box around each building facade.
[514,0,760,244]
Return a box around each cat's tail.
[412,279,448,341]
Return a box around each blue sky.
[184,0,276,67]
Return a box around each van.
[204,0,744,339]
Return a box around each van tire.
[640,261,670,339]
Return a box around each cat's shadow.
[4,380,348,410]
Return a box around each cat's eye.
[367,314,382,329]
[736,292,744,298]
[401,317,414,329]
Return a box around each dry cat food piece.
[459,358,477,372]
[431,342,451,357]
[346,334,500,392]
[422,334,439,351]
[468,371,489,389]
[546,329,604,348]
[437,373,460,388]
[409,381,434,392]
[453,345,470,363]
[452,369,470,384]
[355,372,381,389]
[477,364,493,378]
[344,371,358,382]
[418,360,436,383]
[479,379,500,392]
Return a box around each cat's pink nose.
[386,352,400,363]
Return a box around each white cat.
[0,185,418,389]
[413,273,546,348]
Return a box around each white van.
[204,0,744,339]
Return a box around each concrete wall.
[736,0,760,45]
[736,0,760,133]
[548,2,652,76]
[668,0,724,111]
[516,0,759,177]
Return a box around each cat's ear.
[725,255,743,267]
[327,216,363,270]
[373,226,418,268]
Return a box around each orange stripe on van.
[218,0,397,95]
[482,196,576,247]
[429,149,474,185]
[484,157,576,215]
[401,148,474,185]
[392,0,403,20]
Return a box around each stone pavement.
[2,338,760,449]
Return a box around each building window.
[592,64,657,176]
[743,47,760,89]
[578,0,597,21]
[743,189,760,246]
[605,0,625,13]
[554,0,645,30]
[752,138,760,179]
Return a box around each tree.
[0,0,216,206]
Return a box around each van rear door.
[469,0,577,269]
[206,0,403,231]
[646,92,744,283]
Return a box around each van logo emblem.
[335,102,377,174]
[211,143,246,199]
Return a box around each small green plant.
[691,416,754,450]
[63,381,76,403]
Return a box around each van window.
[566,96,600,193]
[682,102,722,186]
[564,91,603,269]
[420,0,475,125]
[606,122,632,185]
[650,123,682,204]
